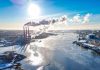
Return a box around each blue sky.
[44,0,100,14]
[0,0,100,29]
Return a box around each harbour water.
[0,32,100,70]
[22,32,100,70]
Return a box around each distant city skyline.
[0,0,100,30]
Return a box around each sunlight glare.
[27,3,41,19]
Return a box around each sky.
[0,0,100,30]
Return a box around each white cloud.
[82,13,91,24]
[72,14,81,23]
[65,13,91,25]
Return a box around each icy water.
[1,32,100,70]
[21,32,100,70]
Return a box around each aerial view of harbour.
[0,0,100,70]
